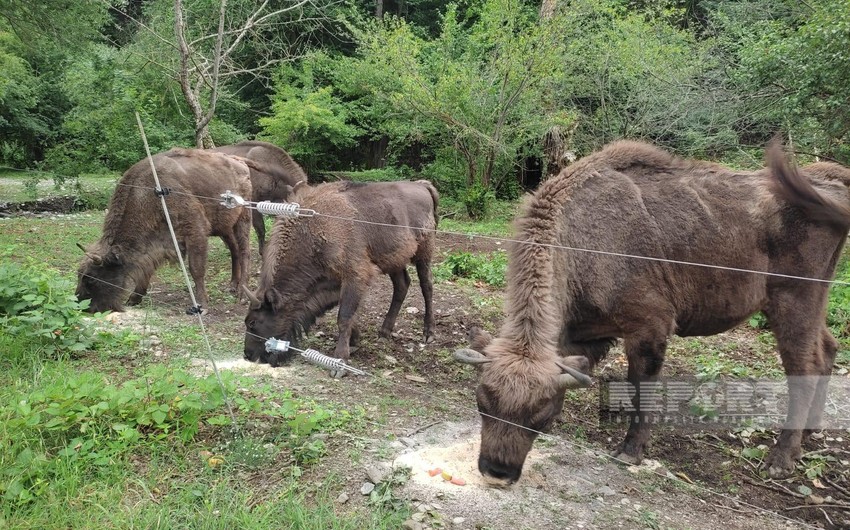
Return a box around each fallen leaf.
[812,478,827,489]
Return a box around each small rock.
[402,521,423,530]
[405,374,427,383]
[411,512,426,522]
[336,492,349,504]
[452,517,466,525]
[416,503,431,513]
[807,494,825,505]
[400,437,417,447]
[360,482,375,495]
[365,464,390,484]
[597,486,617,496]
[406,307,420,314]
[385,355,399,365]
[620,498,631,505]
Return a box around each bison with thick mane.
[454,140,850,486]
[76,148,252,313]
[213,140,307,255]
[243,179,439,366]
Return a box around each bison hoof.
[609,450,641,466]
[378,328,392,339]
[765,450,797,479]
[424,332,436,344]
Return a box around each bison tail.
[416,179,440,227]
[768,140,850,229]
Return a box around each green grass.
[0,218,410,529]
[438,199,516,237]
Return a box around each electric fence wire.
[102,178,850,287]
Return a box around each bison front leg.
[612,334,668,465]
[186,237,210,309]
[127,275,152,306]
[380,269,410,338]
[335,282,366,361]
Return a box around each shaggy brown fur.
[214,141,308,255]
[76,148,253,312]
[459,140,850,486]
[243,179,439,366]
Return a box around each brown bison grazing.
[214,141,307,255]
[454,140,850,485]
[242,179,439,366]
[76,148,253,313]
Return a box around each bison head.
[75,244,132,313]
[242,286,299,365]
[455,328,592,487]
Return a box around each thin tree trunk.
[376,0,383,18]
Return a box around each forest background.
[1,0,848,216]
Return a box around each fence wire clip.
[219,190,249,209]
[265,337,290,353]
[254,201,316,218]
[155,187,171,197]
[263,338,365,376]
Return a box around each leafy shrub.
[462,184,496,220]
[1,367,353,505]
[1,367,231,504]
[434,250,507,287]
[0,254,100,359]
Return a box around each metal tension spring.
[264,337,366,376]
[219,191,315,218]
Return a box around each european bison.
[454,140,850,485]
[242,179,439,366]
[214,141,307,255]
[76,148,253,313]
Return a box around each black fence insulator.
[155,187,171,197]
[186,304,203,315]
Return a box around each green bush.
[0,254,101,359]
[462,184,496,220]
[434,250,507,287]
[1,367,231,505]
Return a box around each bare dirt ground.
[102,230,850,530]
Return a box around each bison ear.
[264,288,285,311]
[467,327,493,352]
[281,184,294,200]
[104,248,123,266]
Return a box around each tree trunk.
[539,0,556,20]
[375,0,383,18]
[174,0,219,149]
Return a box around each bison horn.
[453,348,492,365]
[555,360,593,388]
[76,242,102,265]
[242,285,262,308]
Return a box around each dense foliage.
[1,0,848,209]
